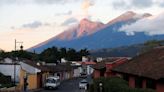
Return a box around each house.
[0,58,21,83]
[19,60,49,90]
[71,61,82,77]
[112,47,164,92]
[19,60,74,90]
[81,61,96,75]
[92,57,129,79]
[45,63,74,80]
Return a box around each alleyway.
[35,78,87,92]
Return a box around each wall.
[87,65,94,75]
[73,67,81,77]
[156,83,164,92]
[0,64,20,82]
[129,76,135,88]
[19,68,38,90]
[93,70,100,79]
[28,74,38,89]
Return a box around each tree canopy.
[0,46,90,63]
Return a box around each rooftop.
[112,47,164,80]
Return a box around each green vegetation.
[89,77,155,92]
[0,47,89,63]
[0,73,14,88]
[40,47,89,63]
[91,40,164,57]
[141,40,164,53]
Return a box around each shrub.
[89,77,155,92]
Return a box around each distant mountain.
[90,40,164,58]
[29,18,104,52]
[90,44,144,58]
[107,11,151,25]
[28,11,164,53]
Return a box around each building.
[92,57,129,79]
[112,47,164,92]
[81,61,96,75]
[19,60,49,90]
[19,60,74,90]
[0,58,21,83]
[71,61,82,77]
[45,63,74,80]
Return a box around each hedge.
[89,77,155,92]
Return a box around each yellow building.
[19,61,49,91]
[19,61,74,91]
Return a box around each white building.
[0,58,21,83]
[0,63,21,82]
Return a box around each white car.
[79,79,88,89]
[44,76,60,89]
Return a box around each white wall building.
[0,63,21,82]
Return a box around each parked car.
[44,76,60,89]
[79,79,88,89]
[80,73,87,78]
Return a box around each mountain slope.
[29,18,104,52]
[28,11,164,53]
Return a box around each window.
[123,75,129,81]
[146,79,156,89]
[46,79,56,83]
[135,77,142,88]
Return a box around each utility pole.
[14,39,23,86]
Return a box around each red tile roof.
[23,60,72,72]
[81,61,96,65]
[112,47,164,80]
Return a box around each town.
[0,40,164,92]
[0,0,164,92]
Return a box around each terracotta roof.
[112,47,164,80]
[23,60,73,73]
[45,63,73,72]
[92,62,106,70]
[81,61,96,65]
[23,60,49,72]
[92,57,127,70]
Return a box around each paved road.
[36,78,87,92]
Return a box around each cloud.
[55,11,72,16]
[34,0,66,4]
[22,21,42,29]
[131,0,153,8]
[0,0,80,5]
[81,0,94,10]
[112,0,130,9]
[112,0,163,9]
[61,17,78,26]
[119,12,164,35]
[81,0,95,18]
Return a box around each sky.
[0,0,164,51]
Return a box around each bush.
[89,77,155,92]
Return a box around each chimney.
[37,62,40,66]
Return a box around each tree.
[40,46,60,63]
[141,40,163,53]
[66,48,77,61]
[59,47,67,59]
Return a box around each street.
[36,77,88,92]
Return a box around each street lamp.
[15,39,23,51]
[99,82,103,92]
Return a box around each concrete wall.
[129,76,135,88]
[0,64,20,82]
[19,68,39,90]
[87,65,94,75]
[93,70,100,79]
[73,67,81,77]
[156,83,164,92]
